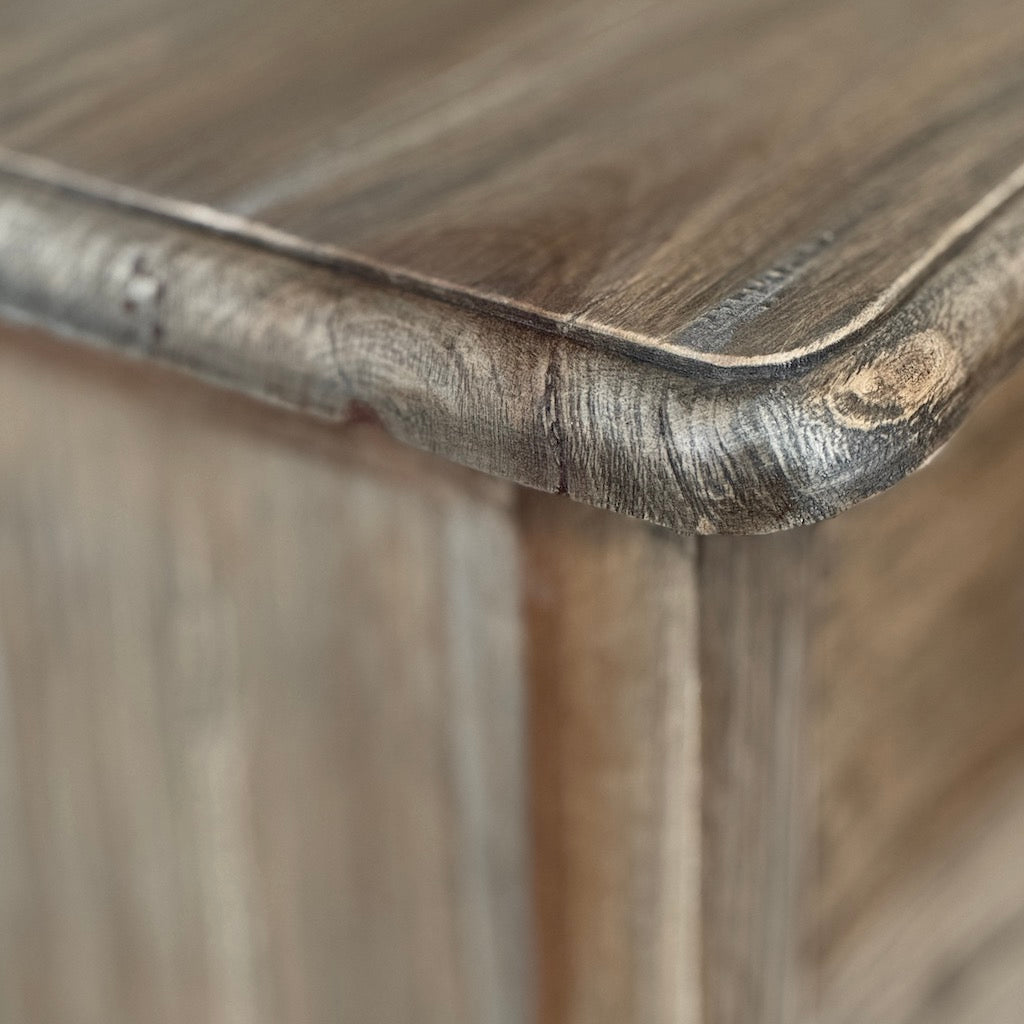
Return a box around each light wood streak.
[521,496,701,1024]
[699,532,814,1024]
[0,324,530,1024]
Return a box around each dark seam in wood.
[542,343,568,495]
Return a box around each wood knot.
[827,331,962,430]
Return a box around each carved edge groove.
[1,170,1023,534]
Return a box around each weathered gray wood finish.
[2,0,1024,530]
[2,0,1024,367]
[3,172,1024,534]
[3,0,1024,1020]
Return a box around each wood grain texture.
[521,495,701,1024]
[3,0,1024,530]
[4,314,1024,1024]
[698,531,814,1024]
[2,0,1024,370]
[518,360,1024,1024]
[520,497,813,1024]
[806,360,1024,1024]
[3,171,1024,534]
[0,322,530,1024]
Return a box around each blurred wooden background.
[1,321,1023,1023]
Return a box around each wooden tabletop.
[2,0,1024,532]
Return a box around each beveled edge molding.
[1,169,1023,534]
